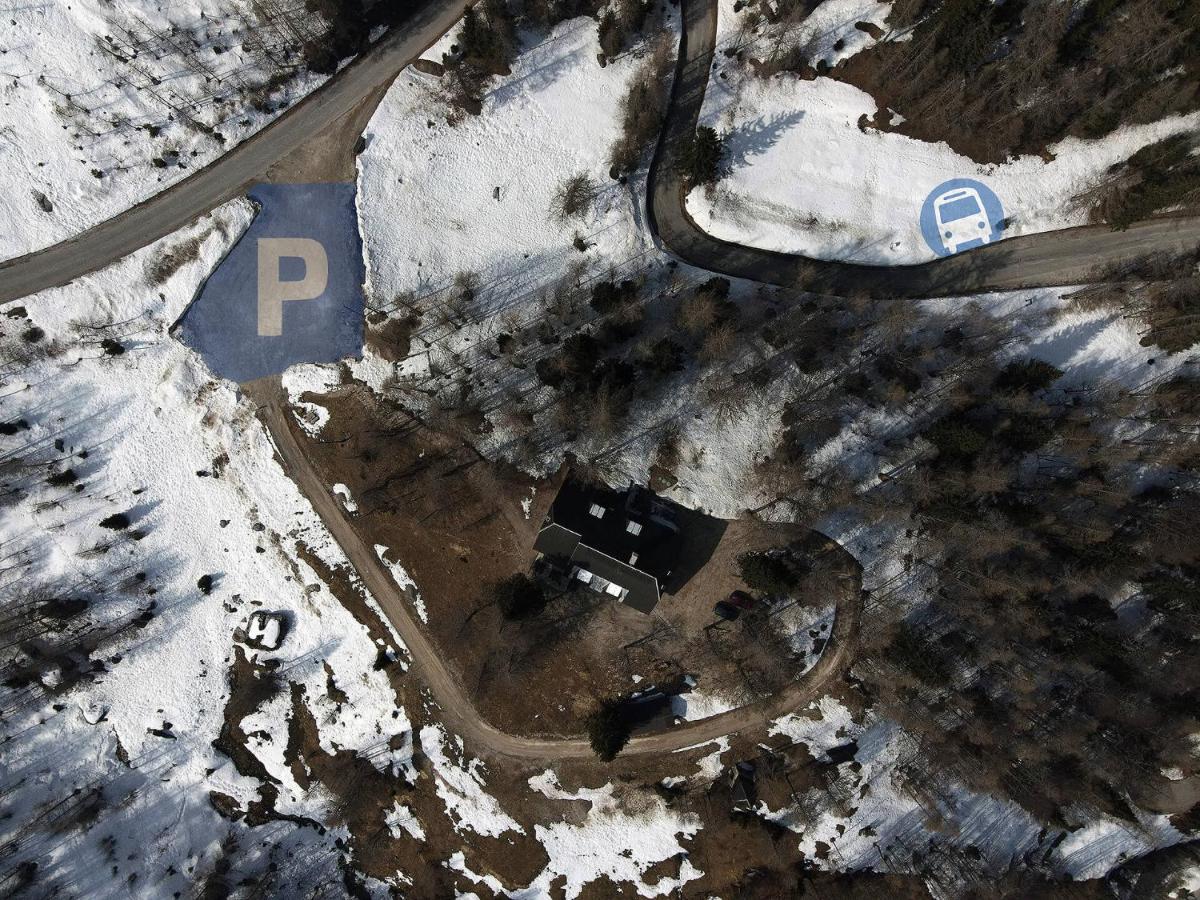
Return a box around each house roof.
[533,478,684,614]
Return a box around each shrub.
[535,332,602,389]
[697,276,731,300]
[642,338,686,374]
[47,469,78,487]
[99,512,130,530]
[492,573,547,620]
[588,358,636,396]
[927,415,989,466]
[679,126,726,187]
[994,359,1063,394]
[456,0,518,74]
[587,699,631,760]
[608,37,672,173]
[737,550,804,595]
[998,413,1054,453]
[550,172,597,222]
[590,279,638,314]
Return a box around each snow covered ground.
[523,771,704,899]
[0,0,329,261]
[687,0,1200,264]
[0,201,413,894]
[357,14,659,314]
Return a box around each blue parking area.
[175,183,364,383]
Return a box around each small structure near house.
[245,610,287,651]
[729,762,757,813]
[713,600,741,622]
[533,478,684,614]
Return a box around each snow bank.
[375,544,427,622]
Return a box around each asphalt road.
[647,0,1200,298]
[251,382,863,761]
[0,0,475,305]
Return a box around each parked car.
[727,590,755,610]
[713,600,741,621]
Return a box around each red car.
[727,590,756,610]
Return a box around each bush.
[47,468,77,487]
[998,413,1054,453]
[737,550,805,595]
[642,338,686,374]
[1095,136,1200,231]
[927,414,989,466]
[455,0,517,74]
[535,332,602,389]
[587,699,631,760]
[924,0,1005,72]
[492,573,547,620]
[303,0,372,74]
[679,126,726,187]
[550,172,597,222]
[608,39,672,173]
[994,359,1063,394]
[697,276,731,300]
[99,513,130,530]
[590,279,638,314]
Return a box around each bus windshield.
[939,196,983,222]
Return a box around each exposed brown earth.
[241,374,864,762]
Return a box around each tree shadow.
[723,110,807,173]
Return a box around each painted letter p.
[257,238,329,336]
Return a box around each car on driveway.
[727,590,755,610]
[713,600,741,621]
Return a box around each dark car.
[727,590,755,610]
[713,600,741,621]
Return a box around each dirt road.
[251,381,862,760]
[646,0,1200,298]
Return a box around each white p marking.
[257,238,329,336]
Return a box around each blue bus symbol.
[920,179,1005,258]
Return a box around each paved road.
[0,0,474,305]
[647,0,1200,298]
[251,382,863,760]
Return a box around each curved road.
[252,383,862,760]
[647,0,1200,298]
[0,0,475,305]
[1,0,1197,305]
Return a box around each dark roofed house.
[533,478,683,614]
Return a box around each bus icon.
[933,187,992,254]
